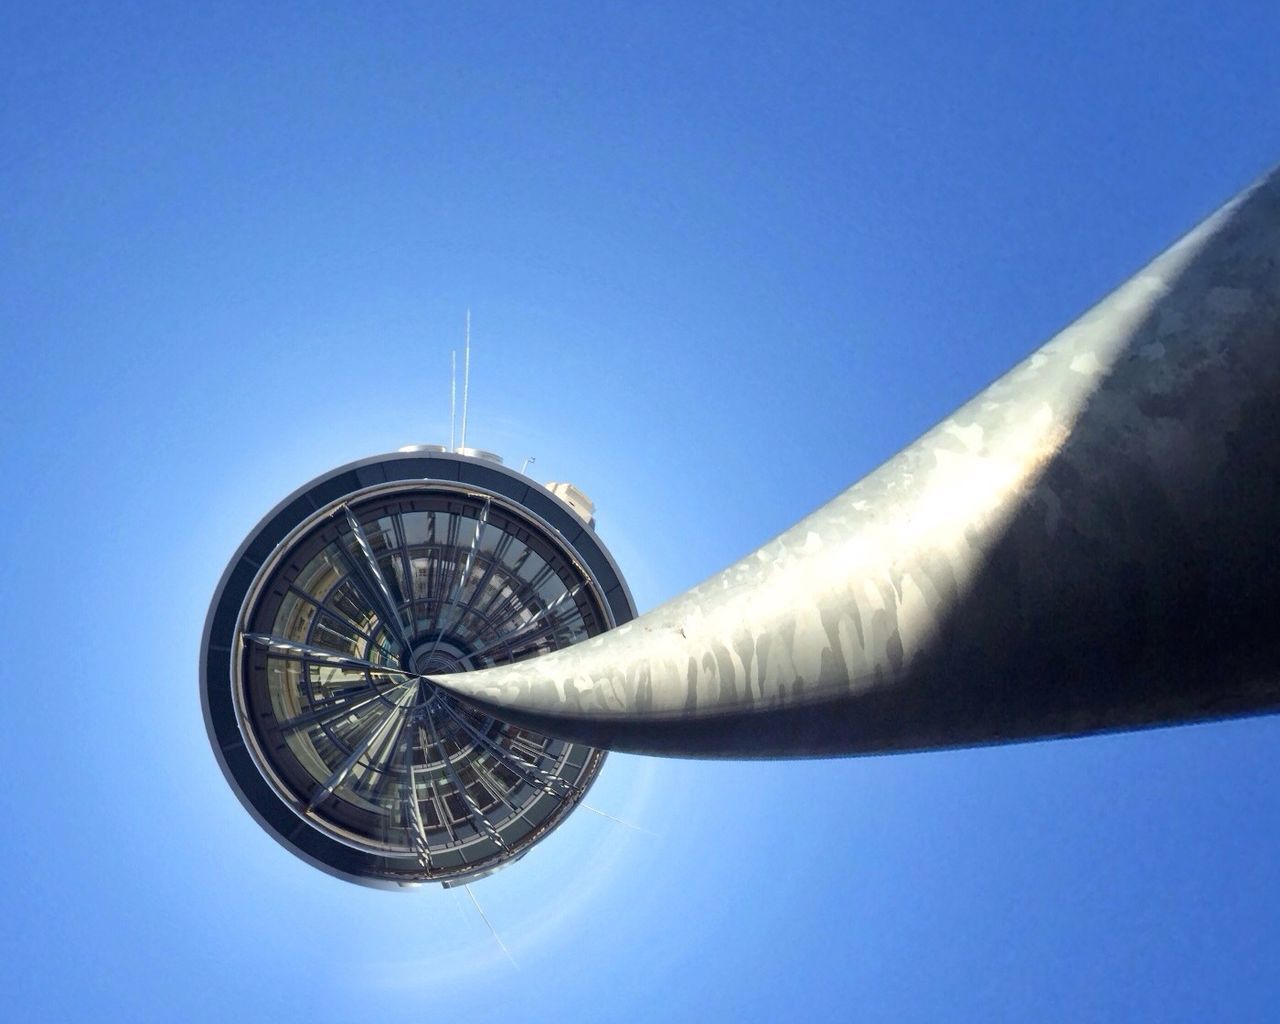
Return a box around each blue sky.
[4,3,1280,1021]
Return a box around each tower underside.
[201,452,634,887]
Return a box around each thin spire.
[449,350,457,452]
[459,309,472,450]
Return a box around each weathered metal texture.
[433,167,1280,758]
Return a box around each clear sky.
[3,3,1280,1021]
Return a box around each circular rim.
[200,451,636,888]
[234,480,614,863]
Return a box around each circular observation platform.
[200,450,635,888]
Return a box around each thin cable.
[464,883,517,968]
[448,884,472,928]
[459,309,471,450]
[449,349,457,452]
[582,802,659,836]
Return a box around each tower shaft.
[434,167,1280,758]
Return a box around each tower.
[200,449,634,887]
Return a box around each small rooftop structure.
[544,481,595,526]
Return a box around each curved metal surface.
[433,166,1280,758]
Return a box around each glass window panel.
[313,613,363,655]
[294,549,344,600]
[329,579,375,632]
[515,551,547,584]
[479,523,503,555]
[266,656,305,723]
[401,510,432,546]
[368,515,397,553]
[274,590,316,642]
[536,570,569,603]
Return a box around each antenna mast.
[459,309,472,450]
[449,349,457,452]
